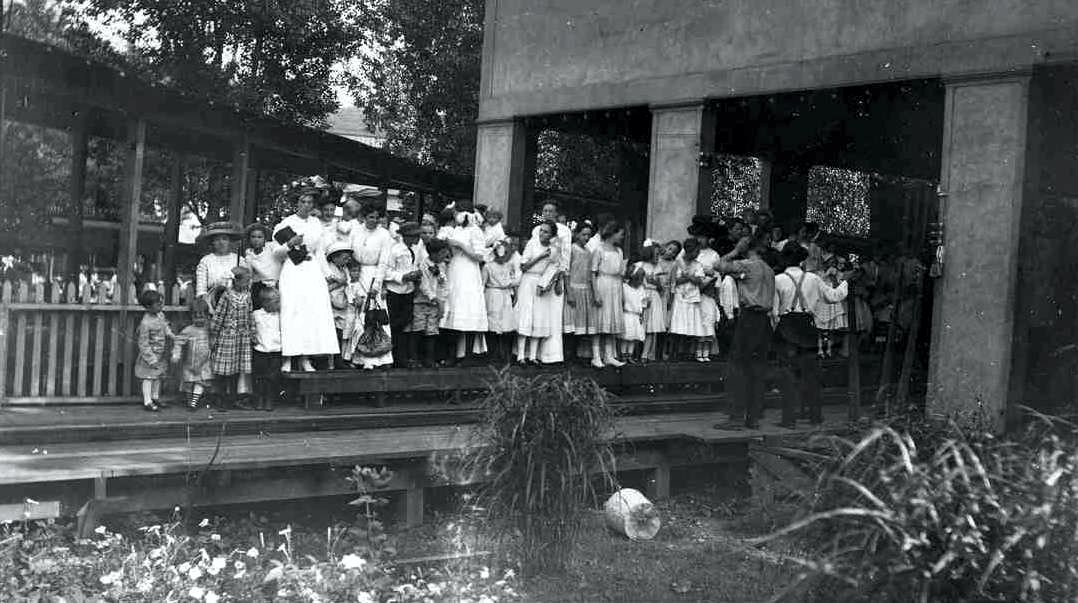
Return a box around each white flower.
[427,582,444,596]
[206,556,227,576]
[234,560,246,571]
[179,562,191,573]
[479,566,490,580]
[504,568,516,579]
[204,591,219,603]
[210,533,221,542]
[188,585,205,600]
[94,525,107,535]
[137,578,153,593]
[339,553,366,570]
[99,569,123,585]
[198,518,210,528]
[245,547,260,558]
[188,566,203,580]
[278,526,292,537]
[356,592,376,603]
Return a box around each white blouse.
[243,243,287,284]
[195,253,238,298]
[349,224,393,285]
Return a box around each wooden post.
[162,156,184,299]
[397,470,425,528]
[67,109,89,277]
[244,166,260,225]
[0,283,9,406]
[847,295,862,421]
[230,137,251,224]
[116,119,147,302]
[116,119,146,401]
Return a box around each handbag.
[363,279,390,326]
[273,226,309,265]
[355,292,392,357]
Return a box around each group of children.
[132,190,901,413]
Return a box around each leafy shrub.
[452,369,618,576]
[760,412,1078,602]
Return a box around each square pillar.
[646,103,714,243]
[229,137,252,224]
[473,120,535,232]
[928,74,1031,430]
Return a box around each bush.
[760,412,1078,602]
[451,369,618,577]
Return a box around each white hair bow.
[643,238,656,248]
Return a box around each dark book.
[273,226,309,265]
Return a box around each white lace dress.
[273,214,340,357]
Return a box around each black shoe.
[143,402,160,412]
[154,399,168,409]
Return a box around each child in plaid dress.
[210,265,253,410]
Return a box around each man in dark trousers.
[713,236,775,429]
[772,244,850,426]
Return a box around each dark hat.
[398,221,421,237]
[687,215,719,238]
[196,221,243,244]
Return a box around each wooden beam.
[116,119,146,299]
[66,108,89,277]
[0,500,61,522]
[230,137,251,224]
[162,156,184,295]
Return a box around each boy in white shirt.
[251,288,283,411]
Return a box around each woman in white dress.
[515,220,562,364]
[273,191,340,371]
[439,208,488,363]
[347,203,395,369]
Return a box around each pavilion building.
[472,0,1078,427]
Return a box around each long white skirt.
[440,252,488,332]
[279,258,339,357]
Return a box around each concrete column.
[473,120,534,231]
[928,74,1031,430]
[646,103,715,243]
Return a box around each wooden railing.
[1,282,191,405]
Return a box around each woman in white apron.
[273,190,340,371]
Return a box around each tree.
[349,0,483,176]
[77,0,364,127]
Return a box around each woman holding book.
[273,187,340,371]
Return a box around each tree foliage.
[77,0,363,127]
[807,166,871,237]
[350,0,483,176]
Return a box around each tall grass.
[455,368,619,577]
[758,410,1078,602]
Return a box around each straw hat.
[196,221,243,244]
[325,239,352,260]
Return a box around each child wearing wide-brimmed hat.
[195,221,243,316]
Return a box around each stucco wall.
[480,0,1078,119]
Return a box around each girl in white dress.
[440,208,489,364]
[514,221,561,364]
[669,238,710,362]
[346,203,395,369]
[273,192,340,371]
[590,223,627,368]
[620,267,647,362]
